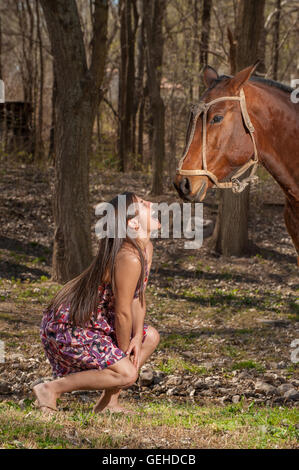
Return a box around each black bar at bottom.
[0,448,296,466]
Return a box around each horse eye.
[210,115,223,124]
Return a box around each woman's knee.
[121,364,138,387]
[146,326,160,348]
[111,358,138,387]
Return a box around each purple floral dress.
[40,258,149,378]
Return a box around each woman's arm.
[131,296,146,339]
[131,241,153,338]
[113,252,141,353]
[126,243,154,369]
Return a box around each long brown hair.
[45,192,146,327]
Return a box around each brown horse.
[174,63,299,265]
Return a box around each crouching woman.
[33,192,160,414]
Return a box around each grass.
[158,332,200,350]
[157,356,210,375]
[231,360,265,372]
[0,277,61,304]
[0,399,297,449]
[0,172,298,450]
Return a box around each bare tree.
[272,0,281,80]
[199,0,212,67]
[208,0,265,257]
[118,0,138,172]
[40,0,108,282]
[143,0,166,195]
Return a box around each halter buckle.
[231,177,248,193]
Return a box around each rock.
[18,398,27,410]
[277,383,294,395]
[263,373,279,385]
[277,361,288,369]
[139,368,154,386]
[7,353,24,362]
[232,395,240,404]
[0,381,12,394]
[11,384,22,393]
[218,387,230,395]
[193,379,208,390]
[202,361,214,370]
[269,362,278,369]
[205,377,214,383]
[283,389,299,401]
[166,387,178,396]
[165,375,182,387]
[218,396,229,405]
[212,380,221,388]
[31,376,53,387]
[238,371,251,379]
[254,381,277,395]
[153,370,165,384]
[182,351,193,359]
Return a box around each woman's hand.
[125,335,143,371]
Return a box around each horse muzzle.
[173,175,208,202]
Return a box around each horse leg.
[283,197,299,266]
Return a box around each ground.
[0,162,298,449]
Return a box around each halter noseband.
[176,88,259,193]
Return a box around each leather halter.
[176,88,259,193]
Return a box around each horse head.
[174,62,260,202]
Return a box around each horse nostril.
[180,177,191,195]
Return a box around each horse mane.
[210,74,294,93]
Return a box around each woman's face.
[129,195,160,237]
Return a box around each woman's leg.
[33,356,138,413]
[94,326,160,413]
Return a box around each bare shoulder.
[115,247,141,272]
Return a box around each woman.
[33,192,160,415]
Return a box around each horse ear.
[203,66,219,88]
[229,60,260,92]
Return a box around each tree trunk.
[135,0,145,167]
[143,0,166,195]
[118,0,136,172]
[209,0,265,257]
[48,59,57,162]
[40,0,108,283]
[272,0,281,80]
[199,0,212,67]
[35,0,44,161]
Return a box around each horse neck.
[246,81,299,199]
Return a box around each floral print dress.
[40,258,149,378]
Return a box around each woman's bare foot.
[33,382,60,415]
[92,390,134,415]
[93,403,135,414]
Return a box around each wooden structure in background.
[0,101,33,154]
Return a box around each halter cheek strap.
[176,88,259,193]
